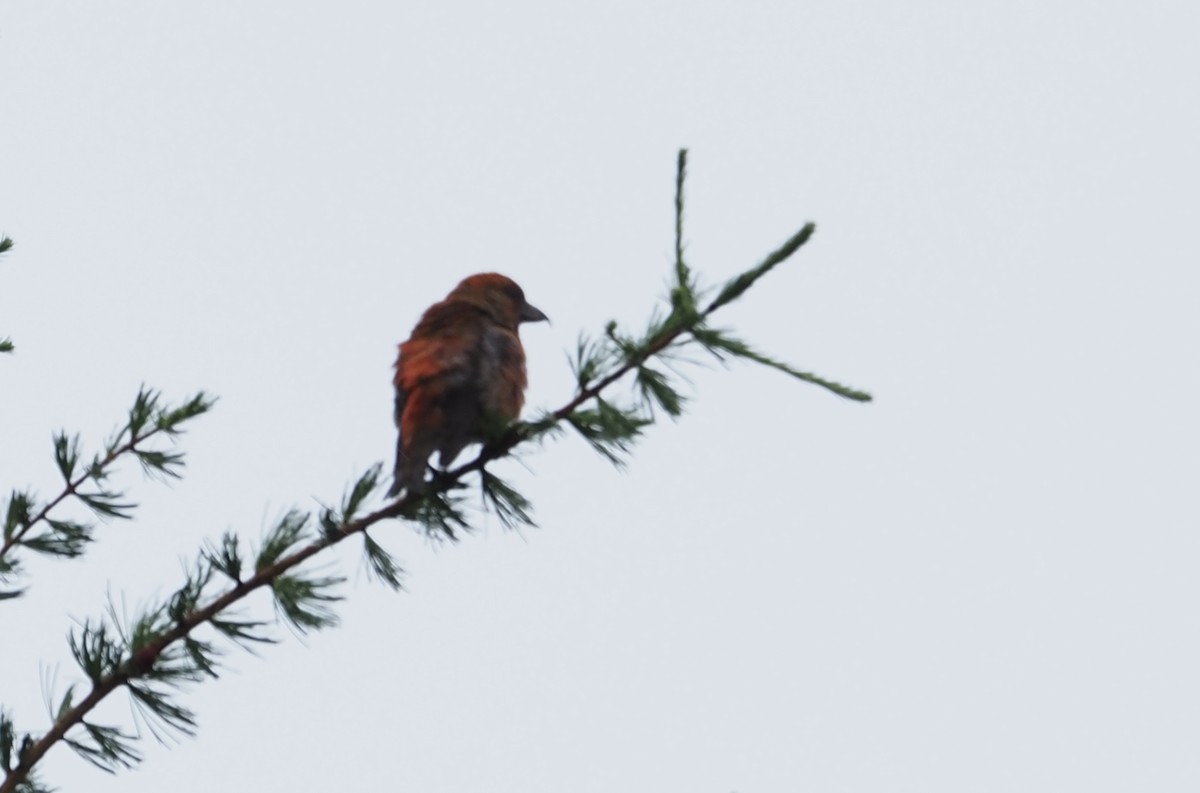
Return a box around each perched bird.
[387,273,548,497]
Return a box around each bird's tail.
[386,434,406,498]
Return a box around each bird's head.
[449,273,549,329]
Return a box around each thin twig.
[0,426,165,563]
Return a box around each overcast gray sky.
[2,2,1198,791]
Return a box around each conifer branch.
[1,151,871,793]
[0,388,214,599]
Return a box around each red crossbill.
[387,273,548,497]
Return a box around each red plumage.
[387,273,548,497]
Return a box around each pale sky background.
[1,2,1198,791]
